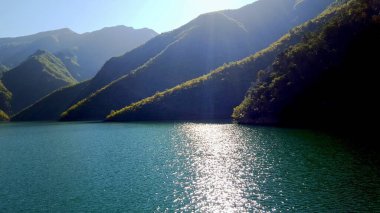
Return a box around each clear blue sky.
[0,0,255,37]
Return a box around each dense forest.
[233,0,380,128]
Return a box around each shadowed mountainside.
[2,50,77,113]
[233,0,380,128]
[105,0,344,122]
[106,0,379,125]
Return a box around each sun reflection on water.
[173,123,269,212]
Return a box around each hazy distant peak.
[52,28,76,34]
[0,26,154,41]
[96,25,134,32]
[86,25,157,35]
[33,28,78,37]
[137,28,159,36]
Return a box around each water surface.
[0,122,379,212]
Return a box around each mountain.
[0,28,78,70]
[106,0,379,123]
[233,0,380,128]
[0,26,158,81]
[92,0,334,86]
[48,0,333,121]
[56,26,158,80]
[104,0,342,122]
[2,50,77,113]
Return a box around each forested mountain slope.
[106,0,351,122]
[59,0,333,121]
[233,0,380,128]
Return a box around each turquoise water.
[0,122,379,212]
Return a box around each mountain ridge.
[233,0,380,127]
[2,50,77,113]
[106,0,365,122]
[60,0,334,121]
[14,0,334,121]
[0,26,158,80]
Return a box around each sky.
[0,0,255,38]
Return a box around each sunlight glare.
[176,123,268,212]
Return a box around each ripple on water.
[170,124,276,212]
[0,122,379,212]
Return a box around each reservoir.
[0,122,379,212]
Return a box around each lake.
[0,122,379,212]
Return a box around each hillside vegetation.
[0,81,12,114]
[107,0,379,124]
[106,0,350,122]
[0,109,9,121]
[59,0,333,121]
[233,0,380,128]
